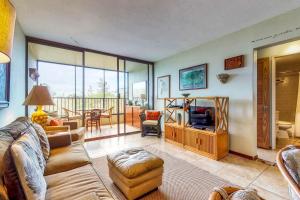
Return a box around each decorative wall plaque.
[224,55,244,70]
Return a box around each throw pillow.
[47,117,63,126]
[24,130,46,172]
[49,119,60,126]
[32,123,50,160]
[0,117,32,139]
[4,133,47,200]
[3,144,26,200]
[196,107,206,113]
[146,111,160,120]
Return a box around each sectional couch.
[0,117,114,200]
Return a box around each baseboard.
[229,150,258,160]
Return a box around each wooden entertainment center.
[164,97,229,160]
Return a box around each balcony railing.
[44,97,125,117]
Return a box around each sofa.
[44,121,86,142]
[0,117,114,200]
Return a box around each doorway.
[274,53,300,149]
[256,39,300,162]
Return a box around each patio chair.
[100,107,114,128]
[63,108,82,121]
[139,110,162,138]
[85,109,102,132]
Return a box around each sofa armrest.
[44,125,70,132]
[48,132,72,149]
[63,121,78,130]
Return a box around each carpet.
[92,146,232,200]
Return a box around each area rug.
[92,146,232,200]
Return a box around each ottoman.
[107,148,164,200]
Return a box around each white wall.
[154,7,300,157]
[0,21,25,127]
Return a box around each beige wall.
[0,21,25,127]
[155,7,300,156]
[276,74,298,122]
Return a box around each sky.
[38,62,125,97]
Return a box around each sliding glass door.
[120,60,154,135]
[26,40,154,140]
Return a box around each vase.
[177,113,182,125]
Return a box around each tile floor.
[85,123,140,138]
[84,134,289,200]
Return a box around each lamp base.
[31,105,48,126]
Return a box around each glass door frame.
[25,37,154,140]
[118,59,154,136]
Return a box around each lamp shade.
[0,0,16,63]
[23,85,54,106]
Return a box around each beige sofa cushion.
[45,165,114,200]
[44,142,91,175]
[107,148,164,179]
[142,120,158,126]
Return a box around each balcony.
[44,96,125,117]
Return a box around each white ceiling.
[11,0,300,62]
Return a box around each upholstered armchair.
[139,110,162,138]
[277,145,300,200]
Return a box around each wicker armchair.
[139,111,162,138]
[209,187,240,200]
[277,145,300,200]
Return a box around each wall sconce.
[217,73,230,84]
[0,0,16,63]
[29,68,40,81]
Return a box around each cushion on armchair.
[143,120,159,126]
[145,111,161,120]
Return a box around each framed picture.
[132,81,147,99]
[179,64,207,90]
[157,75,170,99]
[0,63,10,109]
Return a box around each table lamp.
[0,0,16,63]
[23,85,54,125]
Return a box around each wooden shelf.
[163,96,229,160]
[164,107,184,110]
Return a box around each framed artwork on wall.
[0,63,10,109]
[179,64,207,90]
[157,75,170,99]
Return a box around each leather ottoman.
[107,148,164,200]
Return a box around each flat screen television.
[188,106,215,131]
